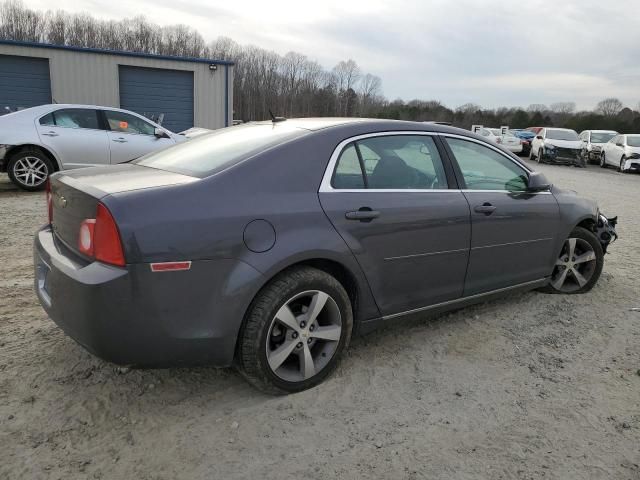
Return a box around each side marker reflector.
[150,261,192,272]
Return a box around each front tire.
[7,149,53,191]
[237,267,353,394]
[619,156,626,173]
[537,148,544,164]
[600,153,607,168]
[539,227,603,294]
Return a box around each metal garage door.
[119,66,194,132]
[0,55,51,114]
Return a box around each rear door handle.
[42,131,59,137]
[112,138,127,143]
[345,208,380,221]
[474,203,497,215]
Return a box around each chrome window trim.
[37,108,104,133]
[319,131,552,194]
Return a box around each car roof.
[249,117,471,136]
[3,104,148,117]
[586,130,617,133]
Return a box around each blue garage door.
[0,55,51,114]
[119,66,194,133]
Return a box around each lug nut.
[297,342,303,348]
[300,321,306,328]
[292,332,298,339]
[307,338,312,344]
[309,325,315,332]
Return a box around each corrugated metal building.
[0,40,234,132]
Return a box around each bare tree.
[527,104,548,113]
[595,98,623,117]
[550,102,576,115]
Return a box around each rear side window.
[104,111,155,135]
[332,135,448,190]
[445,138,528,191]
[135,124,308,178]
[39,109,100,129]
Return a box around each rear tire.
[539,227,603,294]
[7,149,53,191]
[236,267,353,394]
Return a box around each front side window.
[331,135,448,190]
[445,138,528,192]
[39,109,100,129]
[104,111,155,135]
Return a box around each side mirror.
[536,135,543,140]
[154,127,169,139]
[527,171,551,192]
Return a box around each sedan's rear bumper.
[34,226,264,367]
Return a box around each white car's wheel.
[7,149,53,191]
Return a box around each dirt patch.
[1,163,639,479]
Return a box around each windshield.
[590,132,616,144]
[546,129,578,141]
[135,124,308,177]
[627,136,640,147]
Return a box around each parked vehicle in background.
[511,129,536,156]
[529,128,583,166]
[34,118,617,394]
[579,130,617,164]
[0,104,185,191]
[526,127,544,135]
[486,128,523,154]
[600,134,640,172]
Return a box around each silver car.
[0,104,185,190]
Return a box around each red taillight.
[77,203,125,267]
[46,180,53,224]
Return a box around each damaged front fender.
[596,214,618,254]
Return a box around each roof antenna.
[268,109,286,123]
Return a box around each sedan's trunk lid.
[50,164,197,255]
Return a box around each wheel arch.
[5,144,61,172]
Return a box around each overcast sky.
[24,0,640,110]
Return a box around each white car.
[578,130,617,164]
[478,128,523,154]
[529,128,583,166]
[600,133,640,173]
[0,104,186,190]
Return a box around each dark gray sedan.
[34,119,617,393]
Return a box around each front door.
[443,136,560,296]
[319,133,471,317]
[102,110,175,164]
[36,108,110,168]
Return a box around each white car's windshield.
[627,135,640,147]
[590,132,616,143]
[547,129,579,141]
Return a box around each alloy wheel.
[550,238,597,293]
[619,156,625,172]
[266,290,342,382]
[13,156,49,188]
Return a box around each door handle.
[112,138,127,143]
[42,131,59,137]
[474,203,497,215]
[345,208,380,221]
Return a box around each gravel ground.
[1,161,639,480]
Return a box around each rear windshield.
[546,129,578,141]
[135,124,308,177]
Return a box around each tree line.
[2,0,640,132]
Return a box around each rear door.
[36,108,110,168]
[102,110,175,164]
[442,136,560,296]
[319,133,471,317]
